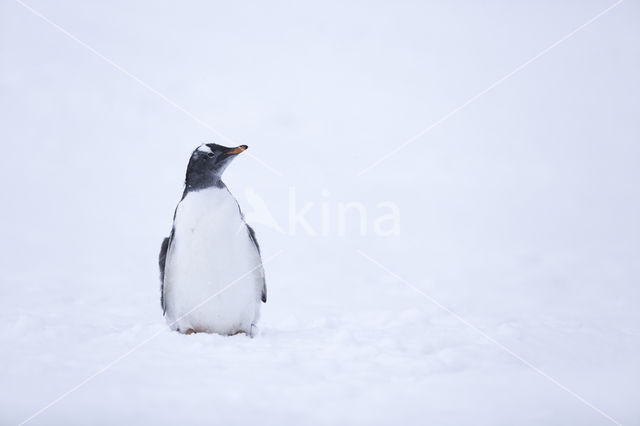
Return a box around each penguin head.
[184,143,248,190]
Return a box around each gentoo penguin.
[158,143,266,336]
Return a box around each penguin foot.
[181,327,253,337]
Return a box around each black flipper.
[159,236,170,313]
[246,224,267,303]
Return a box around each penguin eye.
[207,152,215,158]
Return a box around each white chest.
[164,187,261,334]
[174,187,244,247]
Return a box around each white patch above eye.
[197,144,212,153]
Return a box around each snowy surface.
[1,1,639,425]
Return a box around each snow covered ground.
[1,1,639,425]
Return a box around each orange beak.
[226,145,248,155]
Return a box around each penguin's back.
[163,187,262,335]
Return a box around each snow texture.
[1,1,639,425]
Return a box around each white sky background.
[0,1,639,425]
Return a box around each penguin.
[158,143,266,336]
